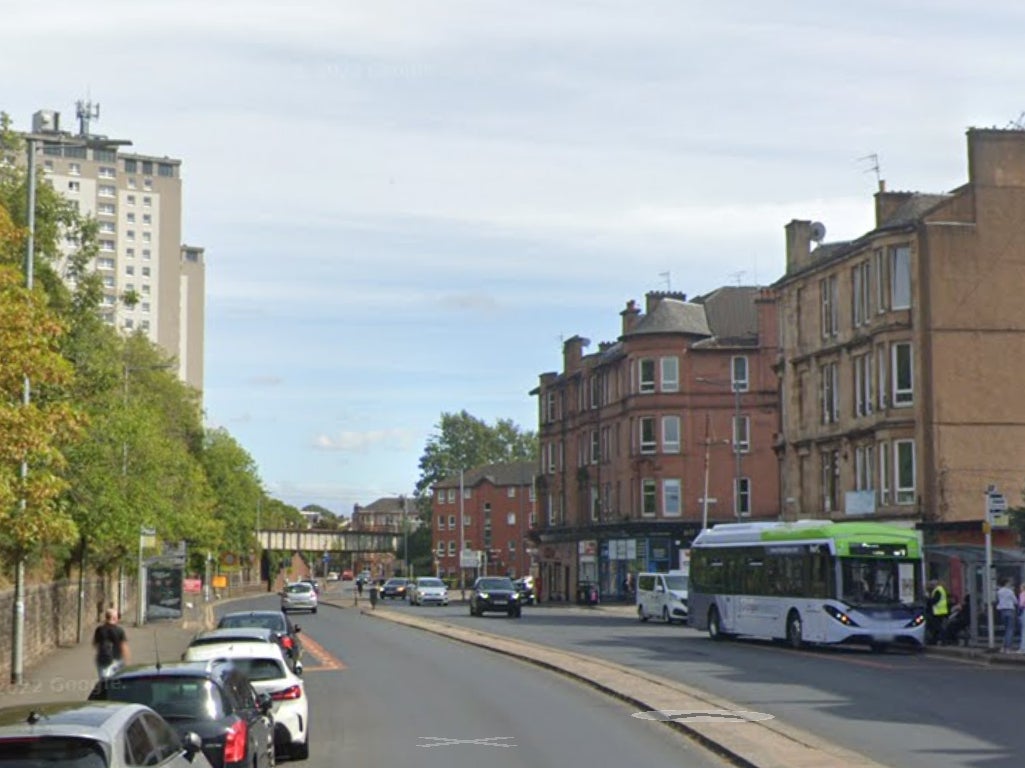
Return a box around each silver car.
[410,577,449,606]
[0,700,210,768]
[280,581,319,613]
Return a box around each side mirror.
[294,662,304,677]
[182,732,203,761]
[293,626,302,634]
[256,691,274,715]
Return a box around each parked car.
[636,571,688,624]
[470,577,522,617]
[184,641,309,760]
[380,577,411,600]
[280,582,319,614]
[409,577,449,606]
[0,700,210,768]
[299,578,321,596]
[185,627,283,657]
[216,611,303,671]
[89,660,275,768]
[341,570,354,581]
[513,576,536,605]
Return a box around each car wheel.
[638,605,648,622]
[291,734,310,761]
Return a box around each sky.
[4,1,1025,516]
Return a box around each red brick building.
[432,462,537,582]
[530,288,780,602]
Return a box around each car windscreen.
[219,614,285,632]
[0,737,107,768]
[97,677,226,721]
[665,575,688,591]
[285,584,312,594]
[226,658,287,681]
[478,578,515,590]
[418,579,445,588]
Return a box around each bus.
[688,520,925,651]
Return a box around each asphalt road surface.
[223,595,732,768]
[383,597,1025,768]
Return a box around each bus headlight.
[824,605,861,627]
[905,614,925,628]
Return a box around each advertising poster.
[146,566,183,620]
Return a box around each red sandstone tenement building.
[530,287,781,602]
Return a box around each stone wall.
[0,576,138,683]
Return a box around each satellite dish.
[810,222,826,243]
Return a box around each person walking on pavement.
[93,608,130,681]
[368,580,378,610]
[926,579,949,645]
[1016,584,1025,653]
[997,578,1018,653]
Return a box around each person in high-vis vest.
[927,580,949,645]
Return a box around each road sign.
[460,550,481,568]
[987,492,1009,528]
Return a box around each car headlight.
[823,605,860,627]
[479,592,489,599]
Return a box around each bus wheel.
[638,605,649,622]
[786,610,804,649]
[708,607,725,641]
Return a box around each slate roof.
[624,298,711,337]
[878,193,950,229]
[435,460,535,489]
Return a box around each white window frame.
[662,415,681,454]
[590,430,600,464]
[895,440,916,505]
[660,357,679,392]
[732,415,750,453]
[879,440,890,505]
[877,345,888,409]
[821,361,839,424]
[448,515,456,530]
[735,477,751,517]
[507,512,515,525]
[639,417,656,454]
[639,358,656,393]
[437,542,445,557]
[447,541,456,555]
[641,479,657,517]
[890,245,911,310]
[731,356,749,392]
[892,343,913,406]
[854,353,872,417]
[663,479,682,517]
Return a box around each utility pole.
[459,469,466,600]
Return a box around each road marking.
[299,633,346,671]
[417,736,516,748]
[634,709,775,723]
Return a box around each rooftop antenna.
[729,270,745,287]
[858,153,882,187]
[1007,112,1025,130]
[76,99,100,137]
[658,271,671,291]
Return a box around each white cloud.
[313,429,418,453]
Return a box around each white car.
[183,640,310,760]
[409,577,449,606]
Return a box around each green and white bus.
[688,520,925,651]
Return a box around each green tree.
[200,428,263,555]
[415,410,537,508]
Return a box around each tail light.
[223,719,248,764]
[271,684,302,701]
[281,636,294,650]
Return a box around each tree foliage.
[415,410,537,509]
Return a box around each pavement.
[7,581,1025,768]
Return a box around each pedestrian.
[93,608,129,681]
[356,578,364,597]
[1017,584,1025,653]
[926,579,949,645]
[996,578,1017,652]
[368,581,378,610]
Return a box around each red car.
[341,570,354,581]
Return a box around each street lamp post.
[697,375,745,523]
[459,469,466,600]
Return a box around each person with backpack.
[93,608,130,681]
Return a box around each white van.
[636,571,689,624]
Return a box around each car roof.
[185,641,287,663]
[0,701,152,746]
[111,659,233,681]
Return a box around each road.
[376,594,1025,768]
[223,594,732,768]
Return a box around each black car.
[513,577,536,605]
[217,610,303,671]
[380,577,411,600]
[89,660,275,768]
[470,577,522,617]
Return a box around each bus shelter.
[925,545,1025,645]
